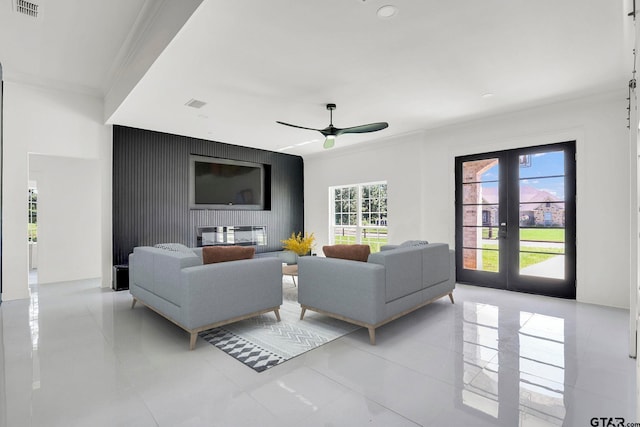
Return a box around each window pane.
[463,205,498,227]
[519,177,565,202]
[519,151,564,179]
[463,248,499,272]
[462,159,499,184]
[361,228,388,253]
[462,182,498,206]
[331,182,387,249]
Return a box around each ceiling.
[0,0,633,156]
[0,0,148,94]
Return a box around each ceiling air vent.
[185,99,207,109]
[14,0,40,18]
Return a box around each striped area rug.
[199,287,359,372]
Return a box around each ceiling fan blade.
[276,121,322,132]
[323,136,336,149]
[335,122,389,136]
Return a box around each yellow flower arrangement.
[281,232,316,256]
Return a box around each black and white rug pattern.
[200,286,359,372]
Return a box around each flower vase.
[280,250,299,265]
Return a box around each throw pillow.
[154,243,193,253]
[202,246,255,264]
[399,240,429,248]
[322,244,371,262]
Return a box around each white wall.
[304,91,630,308]
[2,81,112,300]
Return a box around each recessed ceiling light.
[481,93,494,99]
[377,5,398,19]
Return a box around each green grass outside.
[482,227,564,242]
[28,223,37,242]
[520,228,565,242]
[333,234,387,253]
[479,244,564,272]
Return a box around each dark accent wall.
[112,126,304,265]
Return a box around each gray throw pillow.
[154,243,193,253]
[399,240,429,248]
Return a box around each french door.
[455,142,576,298]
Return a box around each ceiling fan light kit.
[277,103,388,149]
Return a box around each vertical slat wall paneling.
[112,126,304,265]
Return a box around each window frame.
[329,181,388,252]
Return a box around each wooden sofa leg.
[300,307,307,320]
[189,332,198,350]
[368,327,376,345]
[274,308,281,322]
[131,298,137,309]
[448,292,455,304]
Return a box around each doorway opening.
[28,182,38,285]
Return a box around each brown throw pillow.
[322,244,371,262]
[202,246,255,264]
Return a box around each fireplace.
[196,226,267,247]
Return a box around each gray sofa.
[298,243,455,344]
[129,246,283,350]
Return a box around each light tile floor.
[0,279,636,426]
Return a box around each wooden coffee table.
[282,264,298,286]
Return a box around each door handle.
[498,222,507,239]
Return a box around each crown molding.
[102,0,204,123]
[102,0,167,96]
[3,68,103,99]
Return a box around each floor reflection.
[461,302,567,426]
[462,302,500,418]
[28,279,41,390]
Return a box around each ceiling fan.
[277,103,389,149]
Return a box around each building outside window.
[330,181,387,252]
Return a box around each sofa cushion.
[202,246,255,264]
[323,244,371,262]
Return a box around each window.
[330,181,388,252]
[28,187,38,243]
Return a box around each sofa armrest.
[298,256,386,325]
[180,258,283,329]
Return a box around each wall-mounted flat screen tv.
[189,155,265,210]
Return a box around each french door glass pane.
[519,177,565,202]
[462,158,500,272]
[463,248,499,272]
[518,151,565,179]
[518,150,566,279]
